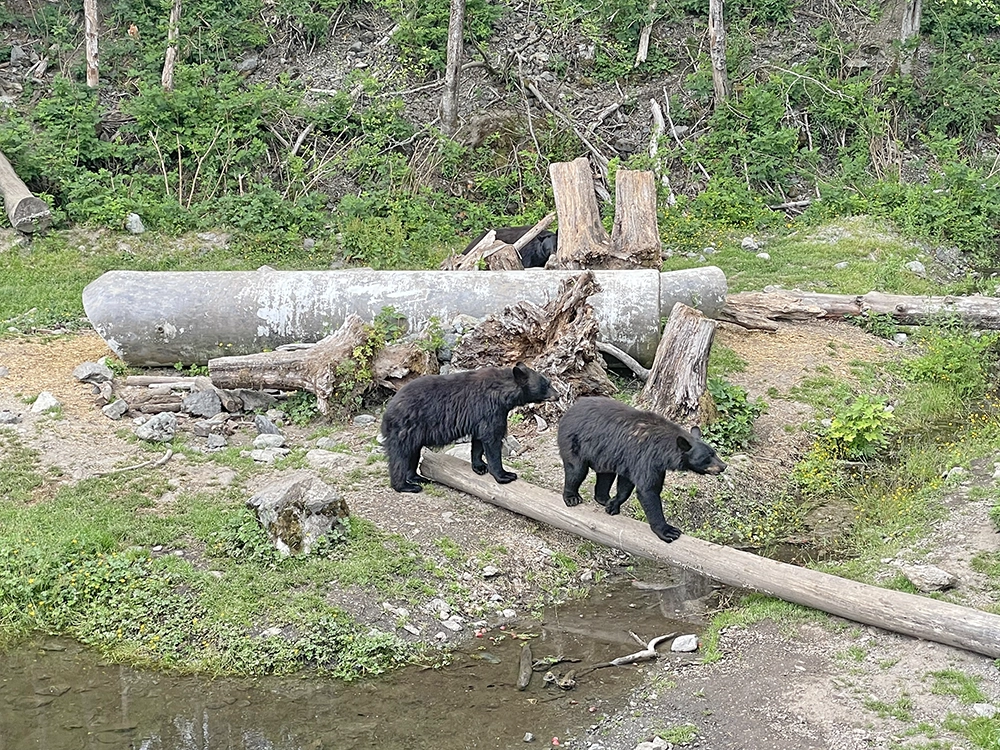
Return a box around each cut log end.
[11,196,52,234]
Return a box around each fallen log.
[0,149,52,233]
[636,302,716,425]
[419,452,1000,659]
[722,289,1000,330]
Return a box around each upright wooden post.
[440,0,466,135]
[548,157,611,269]
[636,302,716,425]
[420,452,1000,659]
[83,0,99,87]
[708,0,730,107]
[610,169,662,268]
[162,0,182,90]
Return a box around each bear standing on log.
[381,363,557,493]
[557,397,727,543]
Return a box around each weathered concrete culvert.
[82,267,727,366]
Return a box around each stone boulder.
[248,473,350,556]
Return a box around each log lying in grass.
[419,452,1000,659]
[0,149,51,233]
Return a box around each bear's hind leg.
[470,437,489,475]
[605,476,635,515]
[594,472,615,506]
[389,447,424,493]
[636,485,681,543]
[562,459,588,507]
[405,450,428,486]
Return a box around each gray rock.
[635,738,670,750]
[482,565,501,578]
[191,412,229,436]
[236,389,276,412]
[248,472,350,556]
[423,598,451,617]
[182,389,223,418]
[756,252,771,261]
[245,447,290,463]
[893,333,908,345]
[135,412,177,442]
[305,449,355,471]
[102,400,128,420]
[72,361,114,384]
[741,236,760,251]
[437,345,452,363]
[31,391,61,413]
[834,261,849,270]
[441,615,464,631]
[503,435,522,457]
[205,433,228,450]
[235,55,260,73]
[971,703,998,718]
[254,414,282,434]
[670,633,699,652]
[452,314,481,333]
[0,410,21,424]
[9,45,27,66]
[905,260,927,277]
[125,213,145,234]
[899,563,957,592]
[0,366,8,378]
[253,433,287,449]
[352,413,376,425]
[303,238,316,250]
[523,732,535,742]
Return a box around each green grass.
[0,431,425,676]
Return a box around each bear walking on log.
[557,397,727,543]
[462,227,558,269]
[381,363,557,493]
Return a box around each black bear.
[381,362,557,493]
[462,226,558,269]
[557,397,727,543]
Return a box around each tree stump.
[548,157,613,269]
[452,271,616,411]
[610,168,662,269]
[636,303,717,426]
[0,150,51,234]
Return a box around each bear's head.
[677,427,727,475]
[513,362,558,403]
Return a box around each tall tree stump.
[0,150,51,233]
[548,157,612,269]
[636,302,717,426]
[610,168,662,268]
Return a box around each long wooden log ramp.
[420,452,1000,658]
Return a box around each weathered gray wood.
[548,157,612,269]
[637,302,716,425]
[84,0,99,87]
[723,289,1000,330]
[0,150,51,233]
[610,169,661,269]
[420,452,1000,659]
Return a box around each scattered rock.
[899,563,957,592]
[756,252,771,261]
[205,433,228,450]
[254,414,282,434]
[352,414,376,425]
[245,447,291,463]
[670,634,699,652]
[741,236,760,251]
[247,472,350,556]
[102,400,128,420]
[31,391,61,413]
[834,261,849,270]
[253,433,287,449]
[482,565,502,578]
[125,213,145,234]
[0,410,22,424]
[905,260,927,277]
[305,449,355,471]
[135,412,177,442]
[182,389,223,418]
[235,389,276,412]
[72,361,114,384]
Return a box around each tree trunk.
[708,0,731,107]
[440,0,466,136]
[610,169,662,268]
[419,452,1000,659]
[548,157,611,269]
[83,0,99,88]
[721,289,1000,330]
[162,0,182,91]
[899,0,922,75]
[636,303,716,426]
[0,150,52,234]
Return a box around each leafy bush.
[703,377,767,455]
[845,311,898,339]
[905,324,1000,400]
[825,394,896,460]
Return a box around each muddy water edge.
[0,566,714,750]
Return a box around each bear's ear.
[676,435,693,452]
[690,426,703,439]
[513,361,530,386]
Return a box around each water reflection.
[0,568,710,750]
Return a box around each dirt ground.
[1,321,998,750]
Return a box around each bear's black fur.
[557,397,727,543]
[381,362,557,493]
[462,226,558,269]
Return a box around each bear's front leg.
[482,438,517,484]
[605,476,635,515]
[636,486,681,543]
[561,460,588,506]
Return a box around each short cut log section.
[0,150,51,233]
[419,452,1000,659]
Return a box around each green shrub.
[703,377,767,455]
[905,324,1000,400]
[825,394,896,460]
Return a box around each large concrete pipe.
[82,267,727,367]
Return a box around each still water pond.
[0,570,710,750]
